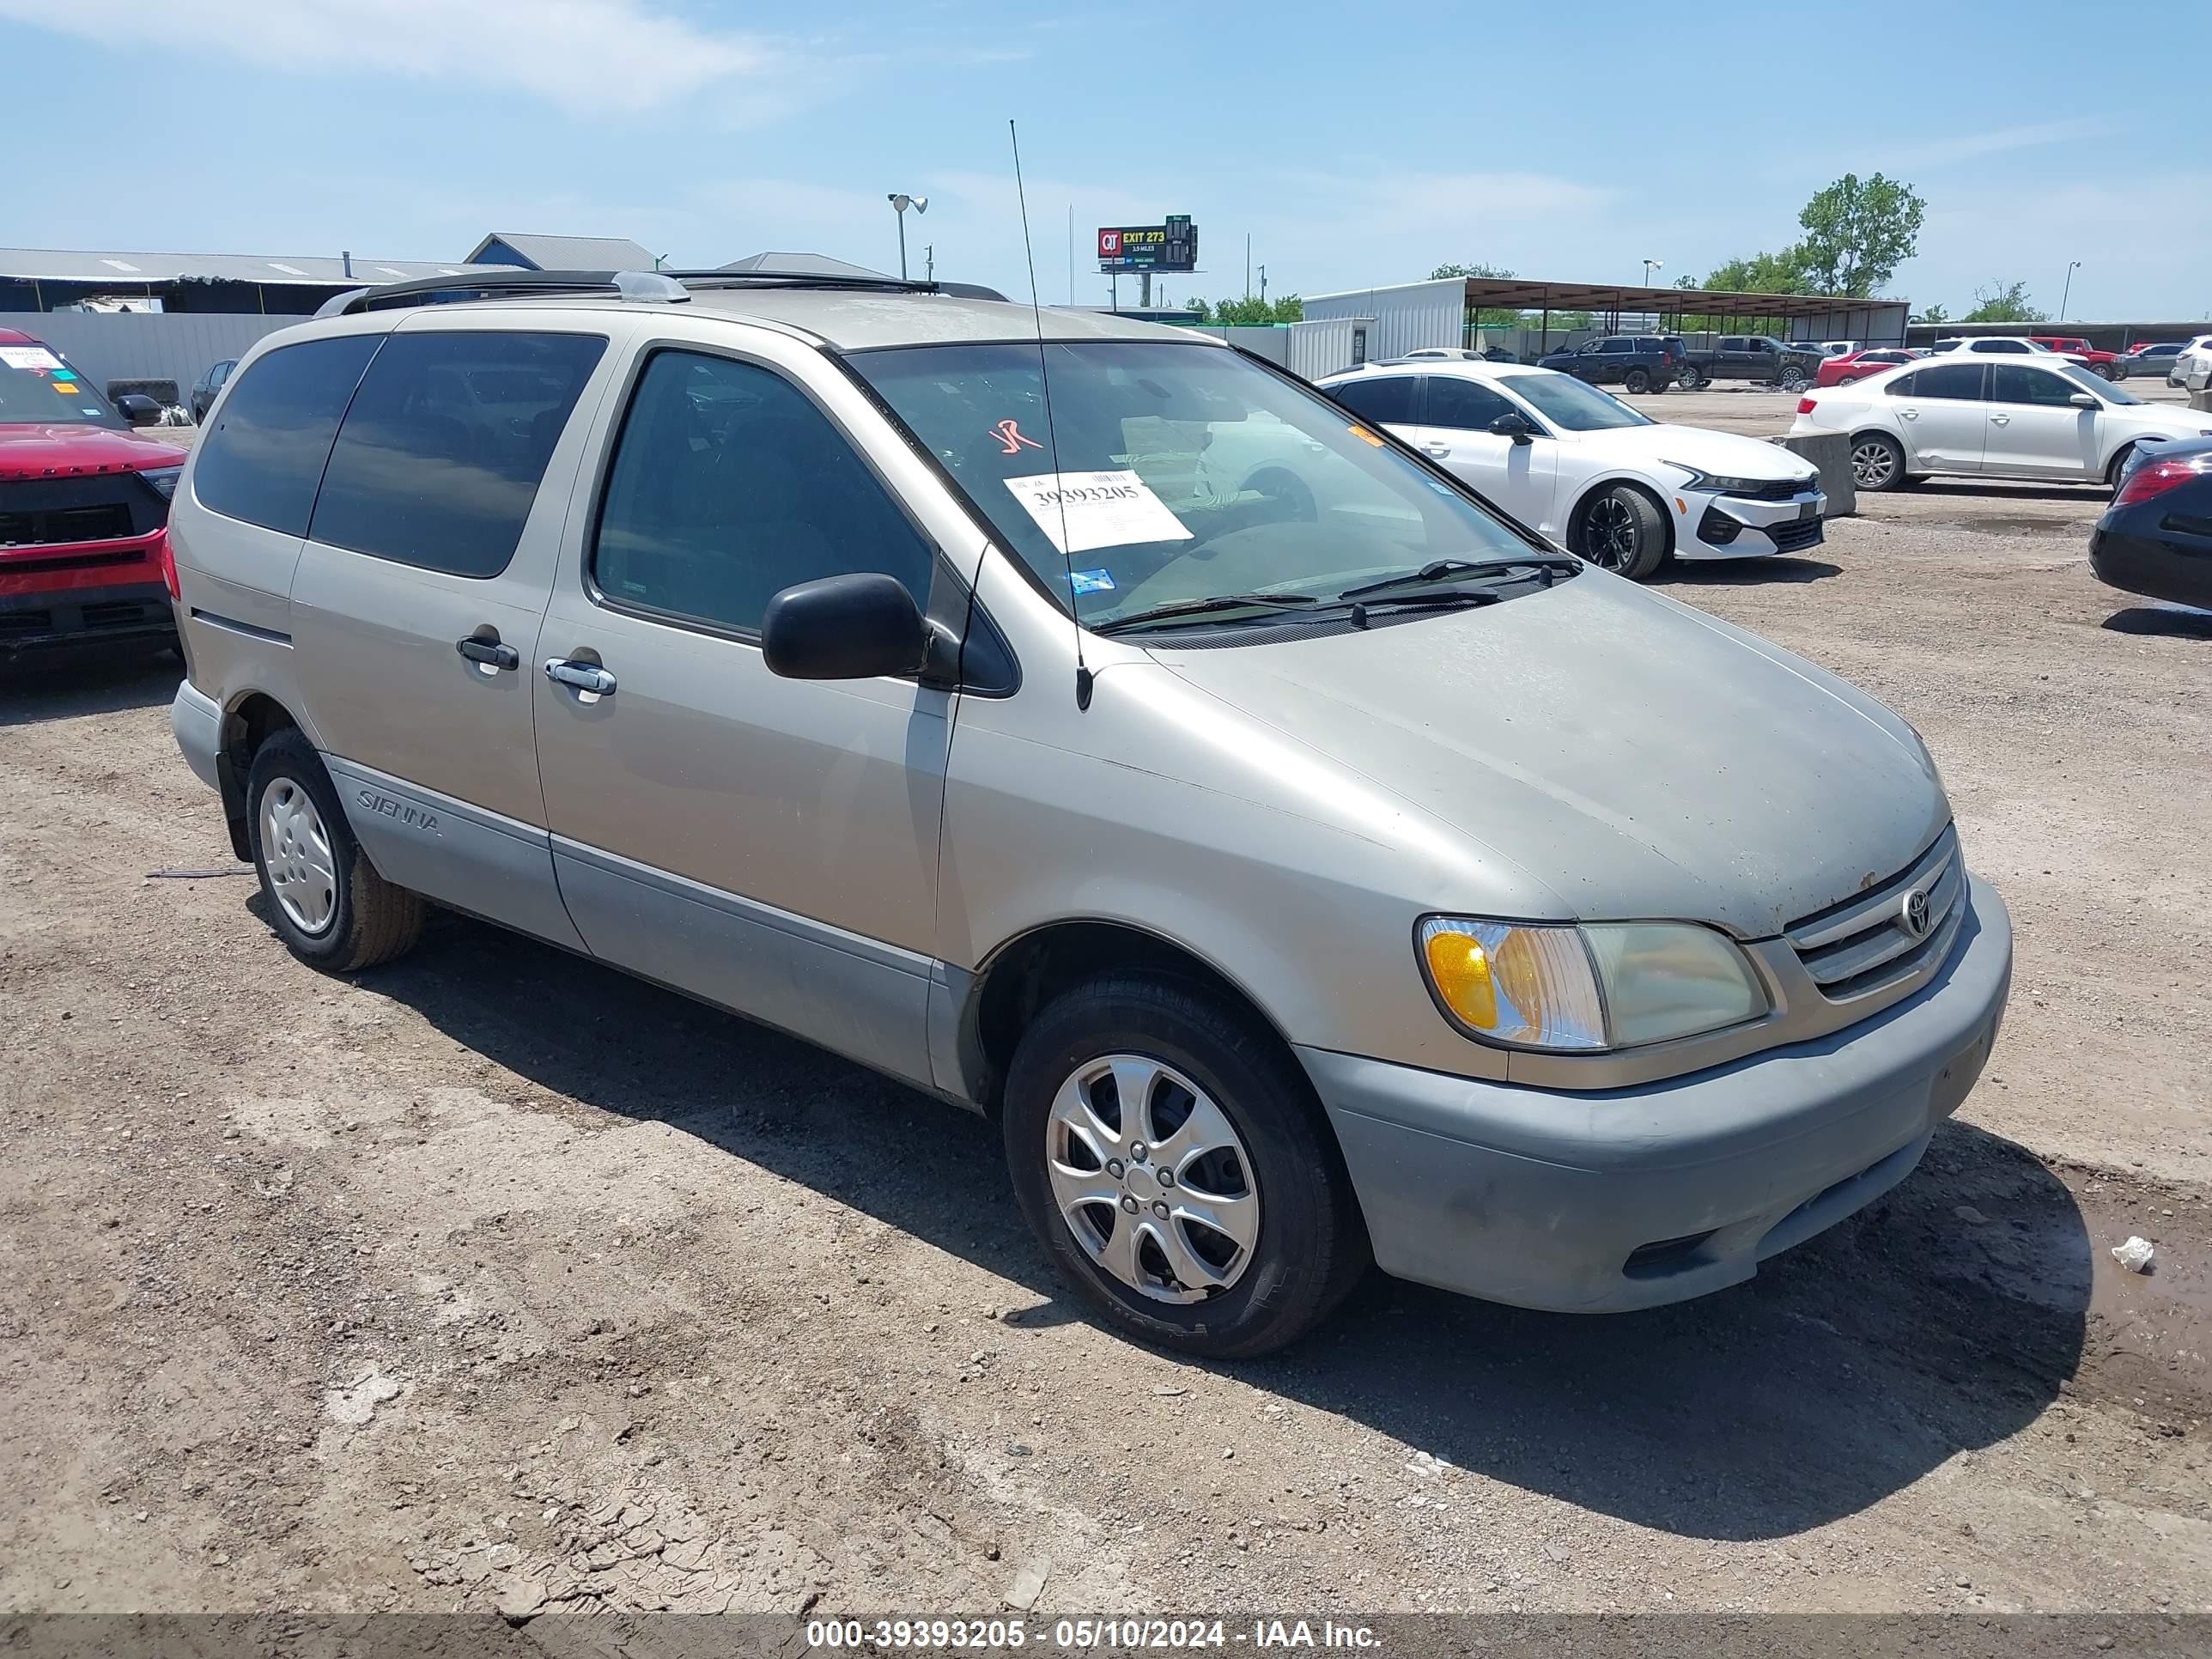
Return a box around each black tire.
[2094,363,2115,382]
[1573,483,1669,581]
[1850,431,1907,493]
[2106,443,2136,492]
[1622,366,1652,394]
[1674,366,1700,391]
[1001,975,1369,1359]
[245,728,424,973]
[1779,367,1809,393]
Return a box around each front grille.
[1786,828,1964,1000]
[0,609,53,636]
[1724,478,1810,502]
[0,475,164,549]
[1766,516,1826,552]
[80,599,165,630]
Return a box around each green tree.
[1796,173,1924,296]
[1912,302,1951,325]
[1206,295,1303,324]
[1960,282,2045,324]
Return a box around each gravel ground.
[3,398,2209,1626]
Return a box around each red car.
[1814,346,1921,387]
[2,327,186,660]
[2029,337,2122,380]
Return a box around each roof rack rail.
[314,268,692,319]
[310,266,1012,320]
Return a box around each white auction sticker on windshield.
[1004,470,1192,556]
[0,346,65,372]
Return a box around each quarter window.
[191,335,380,536]
[1328,374,1419,425]
[308,330,606,578]
[591,350,934,636]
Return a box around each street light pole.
[887,193,927,281]
[1643,258,1662,285]
[2061,259,2081,322]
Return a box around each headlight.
[1662,461,1813,496]
[1418,917,1769,1052]
[139,465,183,501]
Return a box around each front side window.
[193,335,381,536]
[1424,377,1520,433]
[1991,365,2085,407]
[592,350,935,635]
[309,330,606,578]
[851,340,1539,628]
[1495,372,1650,431]
[1327,374,1418,426]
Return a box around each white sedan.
[1790,356,2212,492]
[1317,361,1823,580]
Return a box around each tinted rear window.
[1328,374,1418,425]
[191,336,380,536]
[308,330,606,578]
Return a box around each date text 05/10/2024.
[805,1619,1381,1650]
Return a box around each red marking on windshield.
[991,419,1045,455]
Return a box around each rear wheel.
[246,729,424,973]
[1850,431,1907,493]
[1575,483,1668,580]
[1623,367,1652,394]
[1002,975,1368,1358]
[1675,366,1701,391]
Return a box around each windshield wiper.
[1092,592,1322,635]
[1339,556,1579,601]
[1347,589,1503,627]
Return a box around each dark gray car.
[189,358,236,422]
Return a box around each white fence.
[2,312,294,405]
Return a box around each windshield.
[1495,372,1652,432]
[0,342,122,428]
[2063,363,2142,404]
[850,340,1541,626]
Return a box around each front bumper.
[0,575,174,657]
[1672,487,1827,559]
[1302,876,2012,1313]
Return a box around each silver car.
[166,270,2012,1357]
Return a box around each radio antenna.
[1009,118,1091,710]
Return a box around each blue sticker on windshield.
[1070,568,1117,594]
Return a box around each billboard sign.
[1098,216,1197,273]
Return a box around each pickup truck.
[1676,335,1824,392]
[2028,337,2123,380]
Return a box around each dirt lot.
[3,392,2209,1629]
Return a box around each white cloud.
[1874,116,2118,170]
[0,0,777,112]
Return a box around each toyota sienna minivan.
[166,268,2011,1357]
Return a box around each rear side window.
[192,336,380,535]
[1328,374,1419,425]
[309,330,606,578]
[590,350,934,636]
[1911,362,1987,401]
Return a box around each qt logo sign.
[1097,229,1121,258]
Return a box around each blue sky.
[3,0,2205,321]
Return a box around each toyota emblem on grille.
[1900,885,1934,939]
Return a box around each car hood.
[1152,574,1948,938]
[0,422,188,482]
[1551,421,1816,480]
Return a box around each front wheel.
[1002,975,1368,1359]
[1675,366,1701,391]
[1623,367,1652,394]
[1575,484,1668,580]
[2094,363,2116,381]
[1779,367,1809,393]
[1850,432,1907,493]
[2106,443,2137,491]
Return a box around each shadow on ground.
[0,650,178,728]
[2102,604,2212,640]
[1656,557,1841,587]
[348,907,2087,1544]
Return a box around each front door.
[1411,374,1559,534]
[1984,363,2101,479]
[288,319,624,948]
[531,342,957,1089]
[1889,360,1990,473]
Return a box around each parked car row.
[1531,333,1826,393]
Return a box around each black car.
[1535,335,1681,394]
[190,358,236,423]
[2091,434,2212,610]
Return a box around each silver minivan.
[167,270,2011,1357]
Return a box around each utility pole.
[2061,259,2081,321]
[1259,264,1267,307]
[1245,233,1251,300]
[1067,205,1074,306]
[925,244,934,282]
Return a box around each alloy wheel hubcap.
[258,778,337,935]
[1587,497,1640,569]
[1044,1054,1259,1304]
[1851,441,1895,488]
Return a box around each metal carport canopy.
[1459,276,1899,321]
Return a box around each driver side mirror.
[2068,392,2100,409]
[115,393,163,427]
[762,572,933,681]
[1489,412,1537,445]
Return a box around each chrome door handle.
[1990,414,2010,425]
[544,659,617,697]
[1423,442,1451,459]
[1899,409,1918,419]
